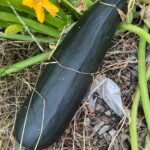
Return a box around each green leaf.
[85,0,94,8]
[5,24,23,34]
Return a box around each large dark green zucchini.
[14,0,127,149]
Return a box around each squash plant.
[14,0,127,149]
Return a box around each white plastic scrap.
[87,75,124,117]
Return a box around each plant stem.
[130,86,140,150]
[130,61,150,150]
[0,32,57,43]
[119,23,150,44]
[0,11,60,37]
[130,26,150,150]
[138,26,150,130]
[60,0,82,20]
[0,50,55,77]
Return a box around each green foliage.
[5,24,23,34]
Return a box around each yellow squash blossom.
[22,0,59,23]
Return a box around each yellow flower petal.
[22,0,35,8]
[22,0,59,23]
[40,0,59,16]
[33,3,45,23]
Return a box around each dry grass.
[0,39,48,149]
[0,31,143,150]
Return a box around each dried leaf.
[140,6,150,28]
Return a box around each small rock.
[102,116,110,124]
[126,55,137,62]
[104,132,111,142]
[140,122,146,128]
[109,129,117,138]
[111,117,116,121]
[98,125,110,135]
[105,110,111,116]
[93,121,104,133]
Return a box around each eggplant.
[14,0,127,149]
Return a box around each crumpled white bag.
[87,75,124,117]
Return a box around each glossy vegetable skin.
[14,0,127,149]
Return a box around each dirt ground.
[0,32,147,150]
